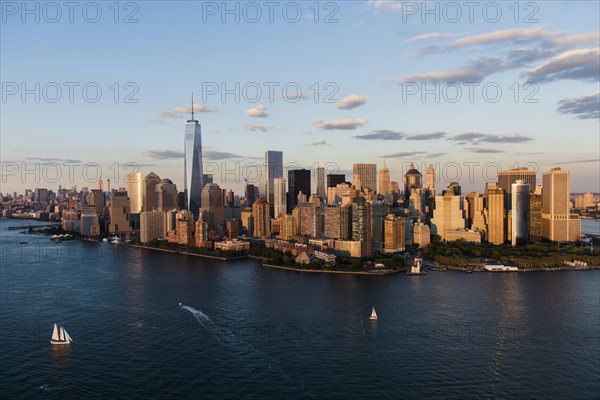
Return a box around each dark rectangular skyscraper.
[287,169,311,213]
[265,151,283,216]
[327,174,346,188]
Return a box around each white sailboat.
[369,307,378,321]
[50,323,73,345]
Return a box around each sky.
[1,0,599,195]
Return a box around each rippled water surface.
[1,220,599,399]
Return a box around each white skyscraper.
[126,172,144,214]
[184,96,204,218]
[273,177,287,218]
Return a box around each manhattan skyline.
[1,1,599,193]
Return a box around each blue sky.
[1,0,599,195]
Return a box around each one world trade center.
[184,96,204,218]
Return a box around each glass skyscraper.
[265,150,283,216]
[184,107,203,218]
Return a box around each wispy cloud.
[452,132,533,145]
[204,150,243,160]
[466,148,505,154]
[382,151,427,158]
[522,48,600,83]
[316,118,368,130]
[551,31,600,47]
[244,124,274,132]
[144,150,184,160]
[556,92,600,119]
[406,32,454,43]
[335,94,369,110]
[157,104,217,120]
[310,140,327,146]
[406,131,447,140]
[245,105,269,118]
[451,27,560,48]
[25,157,83,164]
[354,130,406,140]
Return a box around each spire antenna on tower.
[191,92,194,121]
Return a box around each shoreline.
[261,263,405,275]
[126,244,247,261]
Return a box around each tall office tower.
[265,150,283,216]
[542,168,581,242]
[351,197,372,257]
[465,192,487,238]
[384,214,405,253]
[200,183,224,231]
[226,219,242,239]
[511,181,530,246]
[287,169,311,213]
[223,189,234,207]
[583,192,595,208]
[353,163,377,193]
[143,172,161,212]
[35,188,48,203]
[327,174,346,188]
[443,182,461,196]
[278,213,297,241]
[324,204,352,239]
[430,190,465,241]
[404,163,423,201]
[241,207,254,236]
[252,197,271,238]
[486,183,506,244]
[245,184,257,207]
[273,177,287,217]
[90,189,105,216]
[184,98,204,218]
[370,200,389,253]
[390,181,400,202]
[409,188,425,215]
[175,210,195,246]
[295,202,322,238]
[126,172,144,214]
[316,167,325,198]
[108,189,131,234]
[529,193,542,242]
[498,168,537,195]
[155,179,178,212]
[140,210,166,243]
[425,164,436,191]
[379,160,391,195]
[413,222,431,247]
[195,219,209,245]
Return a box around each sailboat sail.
[370,307,378,319]
[52,324,60,341]
[59,327,65,341]
[64,330,73,343]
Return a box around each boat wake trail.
[180,304,313,397]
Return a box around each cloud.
[25,157,83,163]
[406,131,447,140]
[550,159,599,165]
[245,105,269,118]
[158,104,217,120]
[466,148,506,154]
[354,130,406,140]
[204,150,243,160]
[452,133,533,145]
[522,48,600,83]
[310,140,327,146]
[556,92,600,120]
[551,31,600,47]
[367,0,404,12]
[244,124,273,132]
[452,27,560,48]
[382,151,427,158]
[397,57,504,83]
[335,94,369,110]
[316,118,368,130]
[407,32,454,42]
[144,150,184,159]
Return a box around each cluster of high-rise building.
[1,109,595,258]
